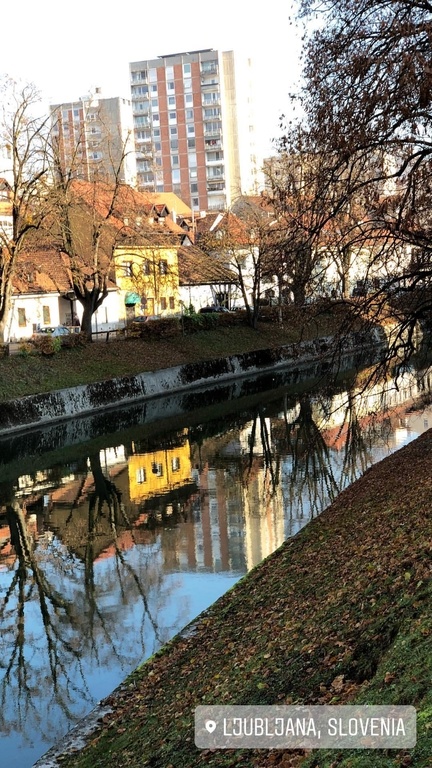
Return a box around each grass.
[0,305,354,403]
[57,425,432,768]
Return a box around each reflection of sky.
[1,384,432,767]
[0,536,243,767]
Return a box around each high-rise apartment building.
[50,90,137,186]
[129,49,260,211]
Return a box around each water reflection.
[0,365,431,766]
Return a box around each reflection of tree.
[0,494,86,740]
[83,453,165,651]
[281,394,340,521]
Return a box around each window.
[165,65,174,79]
[159,260,168,274]
[149,68,157,83]
[169,111,177,124]
[169,296,175,309]
[192,197,199,208]
[143,259,151,275]
[167,81,175,93]
[171,457,180,472]
[183,78,192,91]
[123,261,133,277]
[187,125,195,136]
[151,462,163,477]
[42,306,51,325]
[172,169,180,184]
[151,98,159,109]
[136,468,146,484]
[171,155,179,167]
[168,96,176,107]
[153,113,160,124]
[150,83,158,93]
[153,127,161,138]
[187,138,196,149]
[160,297,167,310]
[185,93,193,106]
[131,70,147,82]
[188,153,197,168]
[154,140,161,152]
[185,109,194,121]
[18,308,26,327]
[183,63,191,75]
[170,126,178,136]
[170,140,178,151]
[190,182,198,193]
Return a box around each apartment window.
[149,68,157,82]
[42,306,51,325]
[188,153,197,168]
[183,63,191,75]
[168,111,177,124]
[192,197,199,208]
[131,70,147,82]
[190,182,198,193]
[132,84,148,96]
[143,259,151,275]
[153,127,161,138]
[155,157,162,166]
[159,260,168,275]
[165,65,174,79]
[150,84,158,93]
[207,151,223,162]
[172,169,180,184]
[154,141,162,152]
[170,140,178,151]
[189,169,197,179]
[187,125,195,136]
[203,92,219,104]
[136,468,146,484]
[184,94,193,106]
[171,155,179,167]
[153,114,160,125]
[168,96,176,107]
[136,130,151,140]
[169,296,175,310]
[187,138,196,149]
[183,78,192,91]
[151,98,159,109]
[171,457,180,472]
[160,297,167,310]
[123,261,133,277]
[136,102,148,111]
[167,81,175,93]
[17,308,26,327]
[204,107,221,118]
[151,462,163,477]
[170,126,178,136]
[185,109,194,121]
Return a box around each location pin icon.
[205,720,217,734]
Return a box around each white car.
[35,326,71,337]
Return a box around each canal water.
[0,362,431,767]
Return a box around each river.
[0,361,431,767]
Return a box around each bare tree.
[0,78,51,341]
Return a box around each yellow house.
[114,243,180,319]
[128,439,192,504]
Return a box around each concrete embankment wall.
[0,330,382,436]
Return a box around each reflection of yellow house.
[114,244,179,318]
[129,442,192,504]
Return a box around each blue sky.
[2,0,302,156]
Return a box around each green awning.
[124,291,141,305]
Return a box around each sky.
[2,0,303,157]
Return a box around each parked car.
[34,325,71,337]
[130,315,161,323]
[199,305,231,314]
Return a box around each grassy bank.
[57,427,432,768]
[0,304,355,403]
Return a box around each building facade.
[50,90,137,186]
[129,49,260,211]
